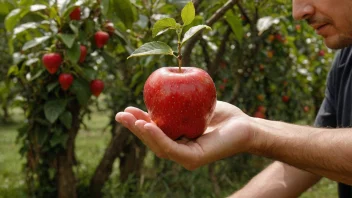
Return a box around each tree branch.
[209,26,232,77]
[236,2,252,25]
[183,0,239,66]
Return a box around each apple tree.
[4,0,134,197]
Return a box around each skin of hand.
[115,100,254,170]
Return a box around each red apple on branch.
[90,79,104,97]
[42,53,62,74]
[69,7,81,21]
[59,73,74,91]
[143,67,217,140]
[79,45,87,63]
[94,31,109,48]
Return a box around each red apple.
[59,73,74,91]
[282,95,290,103]
[295,24,301,31]
[259,64,265,71]
[42,53,62,74]
[104,21,115,35]
[94,31,109,48]
[79,45,87,63]
[219,84,225,91]
[318,50,325,57]
[143,67,217,140]
[254,111,265,119]
[90,79,104,97]
[304,106,310,112]
[69,7,81,20]
[275,33,283,42]
[257,94,265,101]
[257,105,266,113]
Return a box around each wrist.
[247,117,277,156]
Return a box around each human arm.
[229,161,321,198]
[248,117,352,185]
[115,101,352,185]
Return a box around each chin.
[324,35,352,49]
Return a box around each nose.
[292,0,314,20]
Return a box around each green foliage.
[128,1,211,64]
[2,0,335,197]
[4,0,136,196]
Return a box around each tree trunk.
[119,136,146,183]
[57,101,80,198]
[89,123,146,198]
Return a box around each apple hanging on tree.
[94,31,109,48]
[59,73,74,91]
[90,79,105,97]
[128,1,216,140]
[69,6,81,21]
[42,53,62,74]
[79,45,87,63]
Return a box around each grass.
[0,109,338,198]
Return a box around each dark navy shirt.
[314,47,352,198]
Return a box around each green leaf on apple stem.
[152,18,177,38]
[127,41,174,59]
[181,25,211,46]
[181,1,195,26]
[58,33,76,48]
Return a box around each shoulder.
[333,46,352,68]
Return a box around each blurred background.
[0,0,337,197]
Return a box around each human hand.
[115,101,254,170]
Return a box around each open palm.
[115,101,253,170]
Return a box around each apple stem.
[177,42,182,72]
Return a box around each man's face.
[292,0,352,49]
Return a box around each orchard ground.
[0,104,337,198]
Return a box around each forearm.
[229,161,321,198]
[249,118,352,185]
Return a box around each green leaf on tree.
[181,25,211,46]
[7,65,19,76]
[58,33,76,48]
[225,11,244,44]
[109,0,135,29]
[44,99,67,123]
[47,82,59,92]
[82,67,96,81]
[30,69,45,81]
[71,79,91,106]
[50,129,69,149]
[69,23,79,35]
[152,18,176,38]
[22,35,51,51]
[181,1,195,26]
[57,0,73,16]
[127,41,174,59]
[59,111,72,129]
[35,126,49,146]
[13,22,39,36]
[30,4,47,12]
[5,8,29,32]
[101,0,110,16]
[67,42,80,63]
